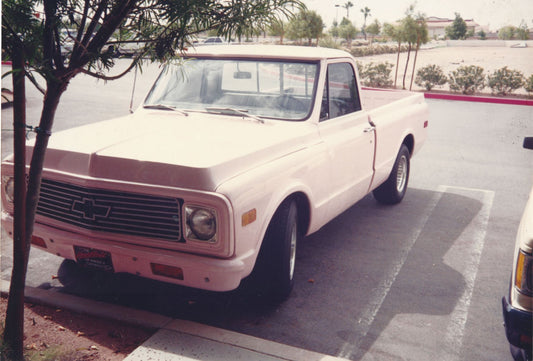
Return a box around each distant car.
[502,137,533,361]
[203,37,225,45]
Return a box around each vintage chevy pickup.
[2,45,428,300]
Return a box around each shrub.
[319,36,341,49]
[350,44,408,57]
[359,61,394,88]
[415,65,447,91]
[525,74,533,96]
[448,65,486,95]
[487,67,524,95]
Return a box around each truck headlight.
[185,205,217,242]
[2,176,15,203]
[515,249,533,296]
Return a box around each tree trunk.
[394,39,401,88]
[3,38,27,361]
[409,38,421,91]
[25,79,68,247]
[402,43,412,89]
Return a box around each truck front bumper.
[2,212,249,292]
[502,296,533,353]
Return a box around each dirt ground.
[0,296,153,361]
[357,44,533,94]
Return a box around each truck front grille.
[36,179,182,241]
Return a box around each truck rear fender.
[369,99,428,189]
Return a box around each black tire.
[373,144,410,205]
[250,199,299,302]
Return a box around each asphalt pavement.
[0,279,347,361]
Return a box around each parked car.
[202,37,225,45]
[502,137,533,361]
[1,45,428,300]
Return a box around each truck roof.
[184,44,353,61]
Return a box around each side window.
[320,62,362,121]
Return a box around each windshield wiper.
[143,104,189,116]
[205,107,264,124]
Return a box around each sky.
[300,0,533,31]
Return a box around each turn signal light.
[151,263,184,280]
[242,208,257,227]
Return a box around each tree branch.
[25,72,46,95]
[79,56,141,81]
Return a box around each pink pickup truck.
[2,45,428,300]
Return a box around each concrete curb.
[0,279,171,330]
[424,92,533,106]
[0,280,349,361]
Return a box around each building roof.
[426,16,479,28]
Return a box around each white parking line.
[337,185,494,361]
[337,187,444,359]
[439,186,494,361]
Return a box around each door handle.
[364,127,375,133]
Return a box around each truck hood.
[30,110,317,191]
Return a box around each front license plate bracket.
[74,246,114,272]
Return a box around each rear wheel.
[250,199,299,302]
[373,144,410,205]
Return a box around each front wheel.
[373,144,410,205]
[249,199,299,302]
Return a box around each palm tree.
[343,1,354,19]
[360,6,371,40]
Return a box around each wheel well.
[285,192,311,237]
[403,134,414,156]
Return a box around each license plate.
[74,246,114,272]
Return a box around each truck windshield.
[144,58,319,121]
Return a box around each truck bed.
[361,87,423,111]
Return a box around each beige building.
[426,16,480,39]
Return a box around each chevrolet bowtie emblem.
[72,198,111,220]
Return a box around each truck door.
[318,61,375,217]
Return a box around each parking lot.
[2,60,532,360]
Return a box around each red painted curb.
[424,92,533,106]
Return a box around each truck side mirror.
[523,137,533,150]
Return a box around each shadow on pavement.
[45,188,481,360]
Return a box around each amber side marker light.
[242,208,257,227]
[151,263,184,280]
[31,236,47,248]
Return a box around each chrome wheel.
[396,155,408,193]
[289,222,297,280]
[373,144,410,205]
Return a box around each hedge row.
[357,61,533,96]
[416,65,533,96]
[349,44,410,57]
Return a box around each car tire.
[250,199,299,302]
[373,144,410,205]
